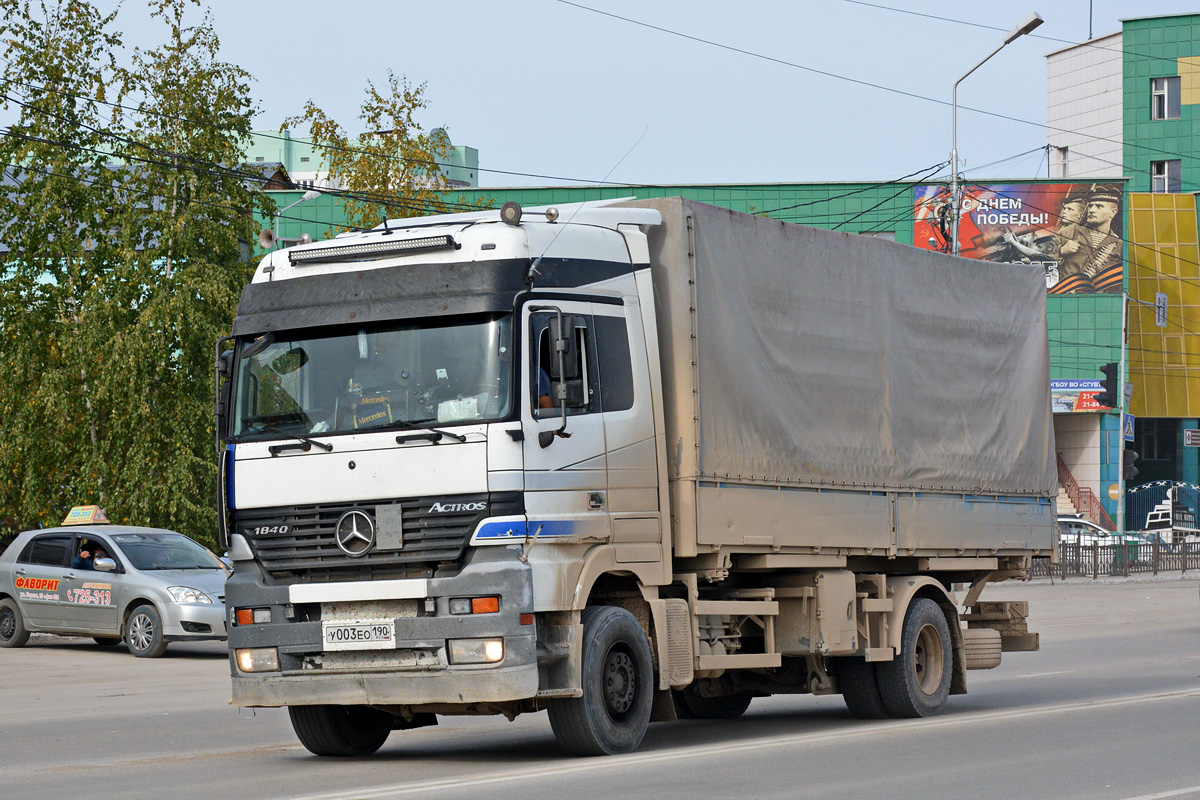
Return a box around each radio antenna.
[525,125,649,286]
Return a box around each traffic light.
[1096,362,1119,408]
[1124,450,1139,481]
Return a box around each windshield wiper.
[388,418,467,444]
[250,422,334,455]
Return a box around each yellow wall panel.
[1180,56,1200,105]
[1128,193,1200,418]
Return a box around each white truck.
[217,196,1056,757]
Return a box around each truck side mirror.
[214,340,235,444]
[548,315,579,380]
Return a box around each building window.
[1138,419,1177,462]
[1151,77,1181,120]
[254,156,265,162]
[300,156,310,163]
[1151,159,1182,193]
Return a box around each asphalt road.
[2,576,1198,800]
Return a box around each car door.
[59,533,122,634]
[11,534,73,629]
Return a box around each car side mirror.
[94,557,116,573]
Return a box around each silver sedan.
[0,525,228,657]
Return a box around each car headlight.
[168,586,214,604]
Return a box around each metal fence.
[1033,539,1200,579]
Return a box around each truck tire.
[0,598,30,648]
[547,606,654,756]
[836,656,890,719]
[125,604,168,658]
[289,705,394,757]
[676,684,753,719]
[876,598,952,718]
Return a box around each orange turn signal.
[471,596,500,614]
[236,608,256,626]
[519,613,535,626]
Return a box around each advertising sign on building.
[914,182,1124,295]
[1051,379,1114,413]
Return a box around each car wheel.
[126,604,168,658]
[0,598,30,648]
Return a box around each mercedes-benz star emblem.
[334,510,375,557]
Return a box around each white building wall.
[1054,413,1104,498]
[1046,32,1124,178]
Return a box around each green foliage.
[0,0,265,547]
[284,73,458,232]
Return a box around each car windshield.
[111,532,224,570]
[231,313,514,439]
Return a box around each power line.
[554,1,1200,172]
[841,1,1183,69]
[0,69,658,189]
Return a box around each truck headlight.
[235,647,280,672]
[447,638,504,664]
[168,586,213,604]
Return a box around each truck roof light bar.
[288,234,457,266]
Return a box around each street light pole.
[951,12,1044,255]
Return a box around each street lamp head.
[300,189,320,201]
[1004,12,1044,44]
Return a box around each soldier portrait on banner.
[914,182,1124,294]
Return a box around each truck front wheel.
[289,705,393,756]
[876,598,953,718]
[547,605,654,756]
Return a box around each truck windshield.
[231,313,513,439]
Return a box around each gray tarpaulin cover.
[622,197,1057,497]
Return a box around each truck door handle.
[589,492,605,509]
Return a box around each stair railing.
[1056,454,1118,531]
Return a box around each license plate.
[322,620,396,651]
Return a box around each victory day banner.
[914,182,1124,294]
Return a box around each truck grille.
[235,492,522,581]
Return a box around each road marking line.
[1120,787,1200,800]
[291,687,1200,800]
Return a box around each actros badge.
[334,510,375,557]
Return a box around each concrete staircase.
[1057,485,1079,517]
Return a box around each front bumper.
[226,549,538,708]
[162,602,228,641]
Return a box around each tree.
[97,0,267,540]
[0,0,265,545]
[0,0,125,529]
[284,72,460,232]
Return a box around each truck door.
[522,302,610,543]
[11,533,72,629]
[592,302,663,565]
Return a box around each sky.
[56,1,1200,188]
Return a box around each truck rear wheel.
[675,683,753,719]
[288,705,393,756]
[547,606,653,756]
[876,598,952,718]
[836,656,889,719]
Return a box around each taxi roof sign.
[62,505,109,525]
